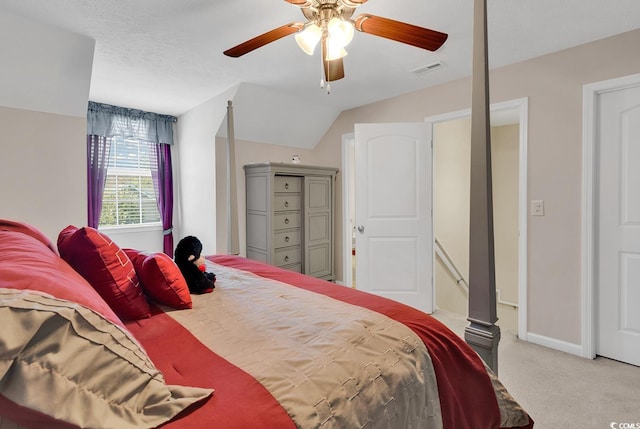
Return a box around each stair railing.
[434,236,518,309]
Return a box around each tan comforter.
[165,263,443,428]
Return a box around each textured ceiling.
[2,0,640,147]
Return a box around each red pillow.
[125,249,192,309]
[57,226,150,320]
[124,248,147,271]
[0,229,123,327]
[0,219,58,254]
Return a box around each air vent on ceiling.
[410,60,446,76]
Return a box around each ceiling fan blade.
[321,38,345,82]
[354,14,448,51]
[223,23,303,57]
[283,0,312,5]
[284,0,368,6]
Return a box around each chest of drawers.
[244,163,338,280]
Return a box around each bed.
[0,220,533,428]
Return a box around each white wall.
[176,87,237,252]
[99,225,164,252]
[0,10,94,117]
[220,83,340,149]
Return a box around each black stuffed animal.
[174,236,216,294]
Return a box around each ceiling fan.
[223,0,448,85]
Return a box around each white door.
[597,84,640,366]
[354,123,433,313]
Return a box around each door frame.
[581,72,640,359]
[341,132,355,288]
[424,97,528,341]
[341,97,529,341]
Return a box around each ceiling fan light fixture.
[327,17,354,48]
[295,23,321,55]
[223,0,449,86]
[325,41,348,61]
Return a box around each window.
[99,137,160,227]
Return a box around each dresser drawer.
[274,213,300,230]
[280,263,302,274]
[274,176,301,193]
[274,195,301,211]
[274,229,301,248]
[274,246,301,266]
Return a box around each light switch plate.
[531,200,544,216]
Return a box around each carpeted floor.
[431,309,640,429]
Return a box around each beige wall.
[0,106,87,241]
[310,28,640,346]
[434,118,472,274]
[433,118,472,317]
[215,138,316,255]
[492,125,520,332]
[175,96,225,249]
[433,120,519,333]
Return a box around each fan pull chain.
[321,54,330,94]
[319,50,325,89]
[325,52,331,94]
[318,45,331,94]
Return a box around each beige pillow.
[0,289,213,429]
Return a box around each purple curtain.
[87,135,111,228]
[152,143,174,257]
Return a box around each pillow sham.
[57,225,150,320]
[0,229,122,327]
[125,249,192,309]
[0,289,213,429]
[0,218,58,254]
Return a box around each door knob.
[357,225,365,233]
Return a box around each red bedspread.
[126,305,295,429]
[126,255,532,429]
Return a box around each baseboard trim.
[526,332,584,358]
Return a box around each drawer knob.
[284,218,289,224]
[284,201,289,208]
[284,255,290,262]
[284,183,289,190]
[285,236,290,242]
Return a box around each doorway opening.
[341,98,528,339]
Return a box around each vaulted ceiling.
[2,0,640,147]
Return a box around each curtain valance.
[87,101,177,145]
